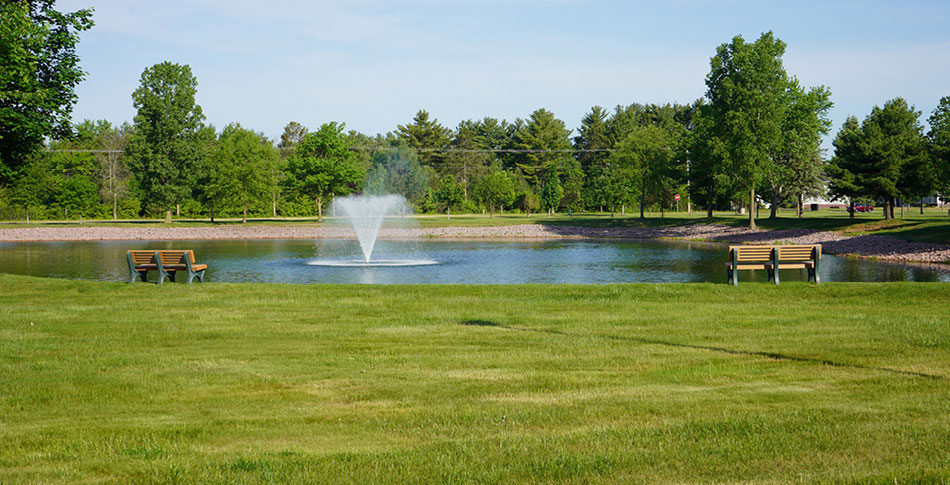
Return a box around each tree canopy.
[284,122,364,221]
[0,0,93,185]
[126,61,206,221]
[700,31,792,228]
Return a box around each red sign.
[674,194,680,201]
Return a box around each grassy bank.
[3,207,950,244]
[1,275,948,482]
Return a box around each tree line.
[2,2,948,227]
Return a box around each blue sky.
[59,0,950,148]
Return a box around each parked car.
[848,204,874,213]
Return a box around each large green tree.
[365,144,431,208]
[764,83,833,218]
[702,31,792,229]
[0,0,93,186]
[284,122,364,221]
[126,62,206,222]
[611,125,674,219]
[207,123,279,223]
[474,170,515,217]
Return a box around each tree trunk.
[640,193,645,219]
[849,200,854,219]
[489,204,494,218]
[165,210,172,224]
[113,190,118,219]
[317,196,323,222]
[79,213,83,224]
[242,205,247,224]
[749,187,756,230]
[883,198,892,220]
[447,207,450,220]
[769,188,778,219]
[621,204,625,215]
[26,211,30,224]
[273,191,277,218]
[210,200,215,223]
[920,198,924,215]
[176,203,180,217]
[798,193,804,218]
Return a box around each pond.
[1,238,947,284]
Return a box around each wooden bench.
[127,250,207,284]
[726,244,821,285]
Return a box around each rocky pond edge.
[0,223,948,265]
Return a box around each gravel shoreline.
[0,223,948,265]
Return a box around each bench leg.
[772,267,780,285]
[129,270,147,284]
[186,270,204,284]
[158,271,175,284]
[727,267,738,286]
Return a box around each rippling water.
[0,238,947,284]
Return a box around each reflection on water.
[0,238,947,284]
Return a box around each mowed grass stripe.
[0,275,948,483]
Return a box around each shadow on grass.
[460,320,946,381]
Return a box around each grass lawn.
[1,275,948,483]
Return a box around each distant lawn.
[3,207,950,244]
[1,275,948,483]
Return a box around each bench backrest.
[128,250,196,265]
[775,245,820,262]
[127,250,156,265]
[158,250,194,265]
[729,246,773,262]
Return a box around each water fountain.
[307,194,438,267]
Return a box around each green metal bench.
[127,250,207,284]
[726,244,821,285]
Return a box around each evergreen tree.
[510,108,572,186]
[396,110,451,171]
[928,96,950,194]
[826,116,866,218]
[574,106,610,210]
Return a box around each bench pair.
[726,244,821,285]
[127,250,207,284]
